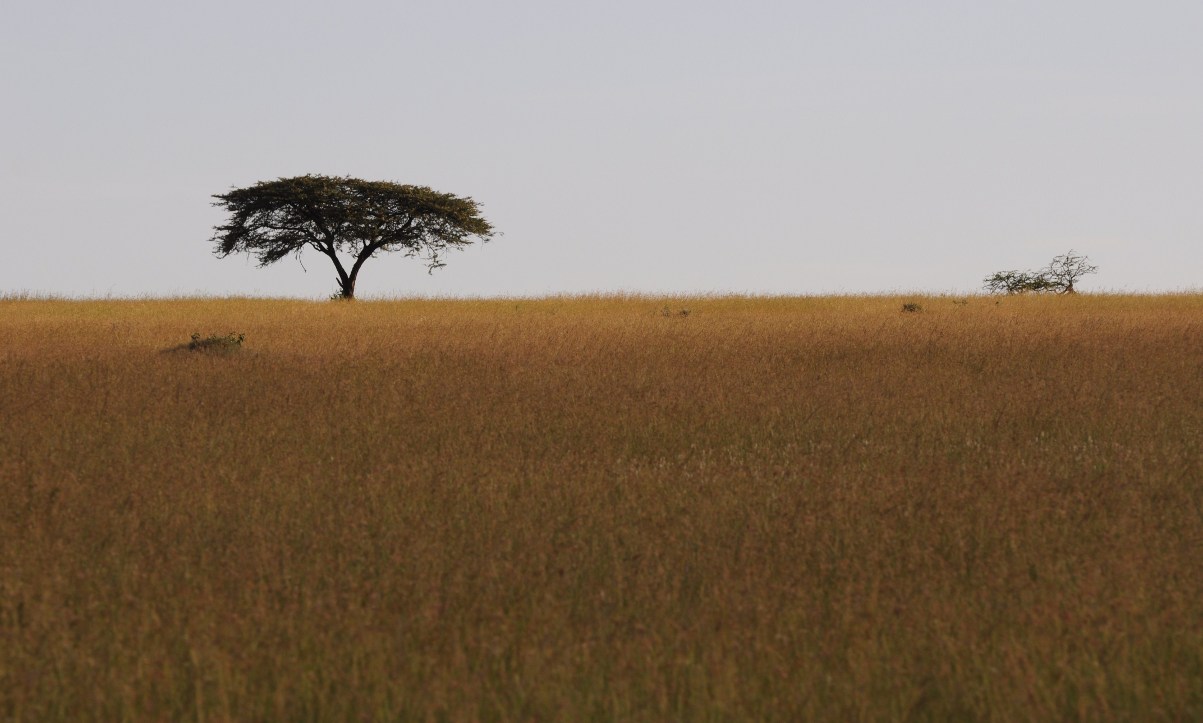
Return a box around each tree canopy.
[211,175,495,299]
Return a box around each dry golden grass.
[1,294,1202,720]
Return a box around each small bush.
[983,270,1055,295]
[187,332,246,354]
[984,251,1098,295]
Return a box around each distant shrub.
[901,302,923,313]
[187,332,245,354]
[983,270,1055,295]
[1042,250,1099,294]
[984,251,1098,295]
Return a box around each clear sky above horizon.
[3,1,1201,298]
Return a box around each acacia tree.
[211,175,495,299]
[982,269,1055,294]
[983,250,1097,295]
[1042,250,1098,294]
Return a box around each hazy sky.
[3,1,1201,297]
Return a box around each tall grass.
[2,294,1201,720]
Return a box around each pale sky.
[2,1,1200,298]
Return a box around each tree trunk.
[342,247,378,302]
[323,248,355,300]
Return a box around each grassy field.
[1,294,1202,720]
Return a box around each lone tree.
[983,250,1097,295]
[211,175,495,299]
[1041,250,1098,294]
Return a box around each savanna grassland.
[1,294,1202,721]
